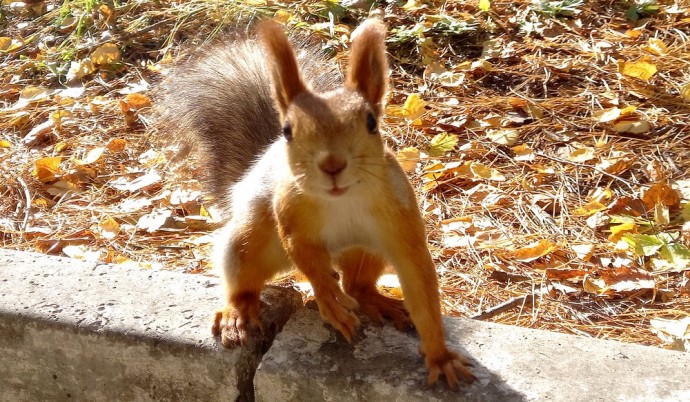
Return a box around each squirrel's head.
[260,19,389,198]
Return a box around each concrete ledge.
[4,248,690,401]
[256,303,690,401]
[0,249,301,401]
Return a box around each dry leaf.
[592,107,621,123]
[124,93,152,109]
[573,201,607,216]
[107,138,127,153]
[568,147,595,162]
[110,171,162,192]
[608,222,637,242]
[486,128,519,145]
[99,217,120,240]
[75,147,105,165]
[650,317,690,352]
[512,144,535,161]
[583,266,654,294]
[137,208,172,232]
[680,83,690,102]
[611,120,650,133]
[645,38,667,55]
[62,245,102,262]
[514,239,558,262]
[91,43,121,66]
[33,156,63,183]
[401,93,426,121]
[643,182,681,210]
[428,133,458,157]
[618,58,657,81]
[572,244,595,260]
[396,147,420,172]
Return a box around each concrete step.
[0,249,301,401]
[256,304,690,402]
[3,248,689,401]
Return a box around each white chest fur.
[319,196,379,253]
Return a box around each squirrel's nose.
[318,154,347,177]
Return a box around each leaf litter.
[1,0,690,349]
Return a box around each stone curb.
[3,248,689,402]
[256,304,690,402]
[0,249,301,401]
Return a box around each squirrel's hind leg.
[211,210,289,348]
[338,248,411,331]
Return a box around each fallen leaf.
[650,317,690,352]
[572,244,595,260]
[642,182,681,209]
[622,233,664,256]
[99,216,120,240]
[611,120,650,133]
[137,208,173,232]
[645,38,667,55]
[592,107,621,123]
[583,266,655,294]
[486,128,519,146]
[479,0,491,12]
[573,201,607,216]
[681,83,690,102]
[91,43,120,66]
[609,222,638,242]
[396,147,420,172]
[33,156,63,183]
[618,58,657,81]
[62,245,102,262]
[514,239,558,262]
[124,93,152,109]
[110,171,162,192]
[428,133,458,157]
[401,93,426,121]
[107,138,127,152]
[75,147,105,165]
[567,147,595,162]
[512,144,535,161]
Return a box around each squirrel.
[158,18,476,389]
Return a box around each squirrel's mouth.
[328,186,349,196]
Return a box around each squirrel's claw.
[351,288,411,331]
[426,349,477,391]
[212,302,263,348]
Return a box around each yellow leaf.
[396,147,420,172]
[486,128,519,145]
[592,107,621,123]
[0,139,11,148]
[273,9,292,24]
[618,58,657,81]
[401,93,426,121]
[470,162,505,181]
[611,120,649,133]
[428,133,458,157]
[99,217,120,240]
[512,144,535,161]
[573,201,607,216]
[608,222,637,242]
[91,43,120,66]
[33,156,63,183]
[479,0,491,12]
[0,37,22,52]
[402,0,422,11]
[567,147,595,162]
[514,239,558,262]
[66,59,95,80]
[646,38,667,55]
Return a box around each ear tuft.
[346,19,388,115]
[259,20,307,115]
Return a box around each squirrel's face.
[283,90,386,198]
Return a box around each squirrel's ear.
[259,21,307,115]
[346,19,388,115]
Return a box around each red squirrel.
[158,18,476,389]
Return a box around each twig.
[472,294,536,321]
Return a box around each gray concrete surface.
[0,248,301,402]
[256,303,690,402]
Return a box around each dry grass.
[2,0,689,348]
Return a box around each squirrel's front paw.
[211,302,263,348]
[314,283,360,342]
[425,349,476,391]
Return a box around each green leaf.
[428,133,459,157]
[479,0,491,12]
[625,6,640,22]
[681,203,690,221]
[622,234,664,257]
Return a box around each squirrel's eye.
[366,112,377,134]
[282,122,292,141]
